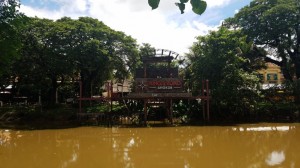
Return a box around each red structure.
[78,49,211,124]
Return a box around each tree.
[148,0,207,15]
[14,16,140,103]
[139,43,156,57]
[106,30,140,82]
[225,0,300,82]
[187,28,263,116]
[54,17,111,98]
[15,18,75,103]
[58,17,140,97]
[0,0,26,91]
[0,0,20,72]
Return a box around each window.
[267,73,278,83]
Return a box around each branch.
[287,48,296,61]
[264,56,282,67]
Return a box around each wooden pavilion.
[78,49,211,125]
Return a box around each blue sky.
[19,0,252,55]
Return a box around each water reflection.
[0,130,11,146]
[265,150,285,166]
[181,134,203,151]
[233,126,295,132]
[0,123,299,168]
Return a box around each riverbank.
[0,104,80,129]
[1,104,299,129]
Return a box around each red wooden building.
[78,49,210,124]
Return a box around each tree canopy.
[225,0,300,82]
[9,16,140,104]
[0,0,26,89]
[187,28,264,114]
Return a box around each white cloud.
[20,5,63,20]
[59,0,88,13]
[20,0,233,55]
[206,0,232,8]
[86,0,219,54]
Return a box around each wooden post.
[206,80,210,122]
[79,81,82,114]
[106,82,111,127]
[144,100,147,125]
[38,89,42,105]
[202,80,205,120]
[168,56,171,78]
[110,81,113,112]
[170,99,173,124]
[143,64,147,78]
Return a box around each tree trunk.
[294,79,300,105]
[295,58,300,80]
[80,74,92,98]
[50,77,58,104]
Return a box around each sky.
[19,0,252,55]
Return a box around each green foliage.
[15,18,76,103]
[225,0,300,81]
[108,30,140,81]
[87,104,109,113]
[148,0,207,15]
[190,0,207,15]
[180,0,189,3]
[0,0,26,80]
[225,0,300,105]
[86,104,125,113]
[139,43,156,58]
[148,0,160,10]
[175,2,185,14]
[187,28,262,114]
[7,16,140,103]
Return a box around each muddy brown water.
[1,123,299,168]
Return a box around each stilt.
[206,80,210,121]
[76,49,212,127]
[201,80,210,122]
[202,80,205,120]
[170,99,173,124]
[144,99,148,125]
[79,81,82,114]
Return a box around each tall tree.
[0,0,26,90]
[187,28,263,115]
[16,16,140,101]
[106,30,140,82]
[225,0,300,82]
[65,17,141,96]
[16,18,75,103]
[61,17,111,97]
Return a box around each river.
[0,123,299,168]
